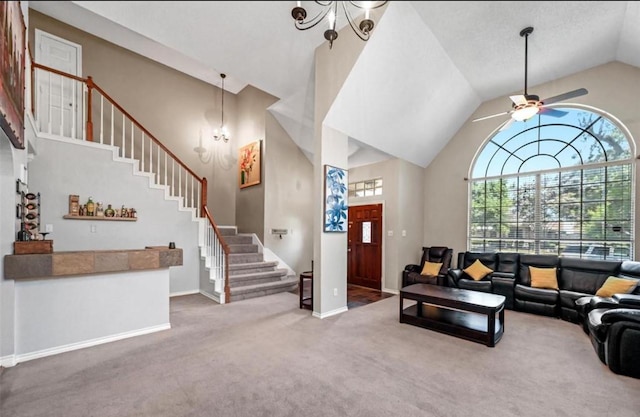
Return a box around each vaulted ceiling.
[28,1,640,168]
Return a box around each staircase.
[28,58,297,305]
[220,227,298,301]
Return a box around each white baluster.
[110,104,114,146]
[99,96,104,144]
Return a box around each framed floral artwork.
[239,140,261,189]
[324,164,348,232]
[0,1,26,149]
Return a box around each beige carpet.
[1,292,639,417]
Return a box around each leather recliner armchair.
[402,246,453,287]
[587,308,640,378]
[575,260,640,332]
[446,252,498,293]
[513,254,560,317]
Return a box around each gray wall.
[264,111,314,276]
[349,158,424,292]
[28,9,237,225]
[235,85,278,241]
[423,61,640,260]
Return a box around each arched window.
[469,107,634,260]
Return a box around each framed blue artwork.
[324,164,348,232]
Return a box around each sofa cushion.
[518,254,559,286]
[514,284,558,304]
[458,278,492,293]
[560,290,591,309]
[530,266,559,290]
[558,258,620,294]
[595,276,639,297]
[421,261,442,276]
[464,259,493,281]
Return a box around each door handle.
[348,248,351,252]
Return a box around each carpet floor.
[1,292,639,417]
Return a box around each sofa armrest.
[404,264,421,273]
[491,271,515,279]
[612,293,640,307]
[588,296,620,310]
[447,269,463,287]
[601,308,640,325]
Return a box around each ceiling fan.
[473,26,588,131]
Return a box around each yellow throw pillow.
[529,266,559,290]
[595,276,638,297]
[463,259,493,281]
[421,261,443,276]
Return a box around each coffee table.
[399,284,506,347]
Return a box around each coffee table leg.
[487,310,496,347]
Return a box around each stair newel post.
[86,76,94,142]
[201,177,207,218]
[225,260,230,304]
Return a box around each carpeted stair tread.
[223,235,254,245]
[229,260,279,271]
[228,244,259,254]
[229,253,264,264]
[230,275,298,296]
[229,269,289,288]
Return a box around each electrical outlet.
[90,225,97,233]
[333,288,338,296]
[45,224,53,233]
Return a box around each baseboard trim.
[312,306,348,319]
[170,289,200,298]
[199,290,221,303]
[0,354,17,368]
[382,287,399,295]
[13,323,171,365]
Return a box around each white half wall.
[14,269,170,361]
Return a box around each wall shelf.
[63,215,137,222]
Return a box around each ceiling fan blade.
[499,118,515,132]
[541,108,568,118]
[541,88,588,105]
[472,111,510,122]
[510,95,527,106]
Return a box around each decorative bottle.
[86,197,95,216]
[104,204,115,218]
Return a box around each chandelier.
[213,73,230,142]
[291,1,388,49]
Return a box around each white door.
[35,29,83,139]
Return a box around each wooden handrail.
[203,205,230,303]
[30,61,202,181]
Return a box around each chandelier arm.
[348,1,388,10]
[294,5,333,31]
[342,1,369,41]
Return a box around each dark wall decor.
[0,1,26,149]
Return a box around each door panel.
[348,204,382,290]
[35,30,82,138]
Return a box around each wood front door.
[348,204,382,290]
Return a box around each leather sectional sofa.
[443,251,640,378]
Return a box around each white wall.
[14,269,169,360]
[27,138,200,295]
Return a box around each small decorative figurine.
[96,202,104,217]
[104,204,115,218]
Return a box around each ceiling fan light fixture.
[512,103,540,121]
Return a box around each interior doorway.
[347,203,383,290]
[34,29,83,138]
